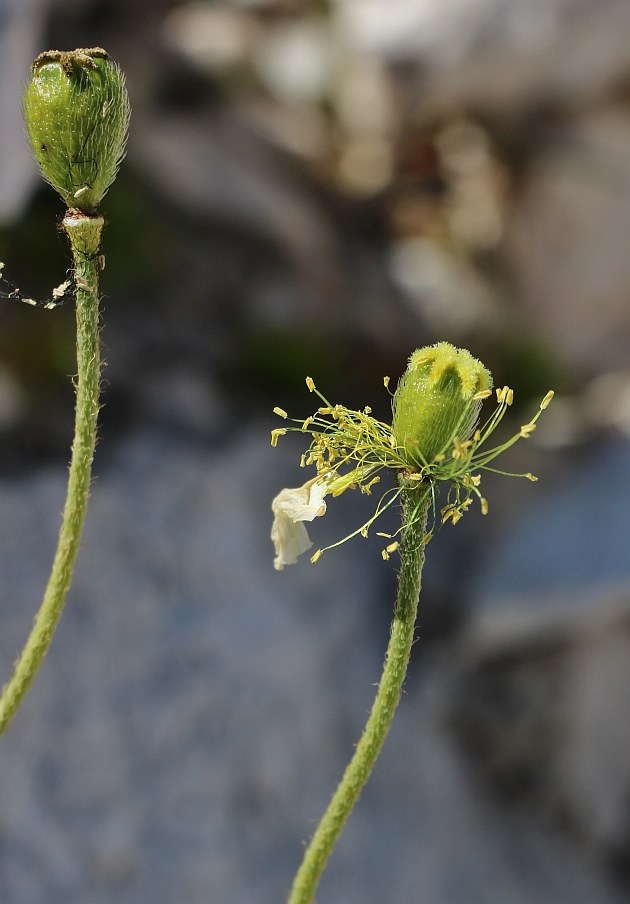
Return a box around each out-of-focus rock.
[388,235,500,336]
[337,0,630,117]
[132,106,344,303]
[448,437,630,878]
[450,595,630,880]
[470,438,630,619]
[162,3,258,74]
[505,108,630,373]
[0,0,48,222]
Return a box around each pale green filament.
[273,371,553,558]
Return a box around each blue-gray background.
[0,1,629,902]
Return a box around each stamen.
[540,390,554,410]
[270,428,287,446]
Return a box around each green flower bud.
[392,342,493,467]
[23,48,130,213]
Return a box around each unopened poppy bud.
[392,342,492,467]
[23,48,130,213]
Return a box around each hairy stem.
[288,485,430,904]
[0,212,103,736]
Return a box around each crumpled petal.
[271,480,327,570]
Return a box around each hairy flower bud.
[392,342,492,467]
[23,48,130,213]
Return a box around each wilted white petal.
[271,480,327,570]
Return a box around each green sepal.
[23,48,130,213]
[392,342,493,466]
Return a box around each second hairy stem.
[0,211,103,736]
[288,485,430,904]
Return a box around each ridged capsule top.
[23,48,130,213]
[392,342,493,467]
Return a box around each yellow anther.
[385,541,399,554]
[540,390,554,410]
[496,386,513,405]
[473,389,492,400]
[270,428,287,447]
[480,497,489,515]
[383,376,390,389]
[452,437,472,460]
[519,423,536,438]
[310,549,323,564]
[526,472,538,482]
[273,406,288,419]
[306,376,315,392]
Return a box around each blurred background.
[1,0,630,902]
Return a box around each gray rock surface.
[449,437,630,880]
[0,424,624,903]
[471,439,630,622]
[340,0,630,116]
[505,109,630,372]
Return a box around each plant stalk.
[0,211,103,736]
[288,484,430,904]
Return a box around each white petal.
[271,480,328,570]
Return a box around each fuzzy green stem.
[288,485,430,904]
[0,212,103,736]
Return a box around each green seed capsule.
[392,342,493,467]
[23,48,130,213]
